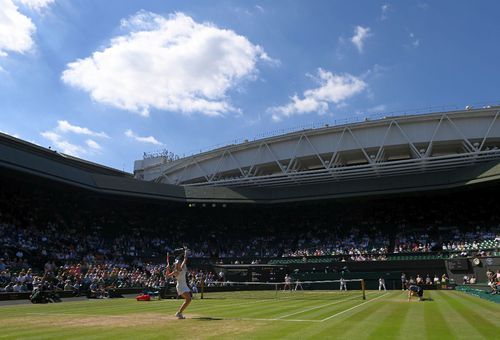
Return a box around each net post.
[361,279,366,300]
[201,274,205,299]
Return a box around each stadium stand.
[1,109,500,298]
[1,167,499,295]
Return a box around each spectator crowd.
[1,177,499,295]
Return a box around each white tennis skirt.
[176,284,191,296]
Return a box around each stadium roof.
[134,106,500,188]
[2,110,500,204]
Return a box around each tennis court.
[1,290,499,339]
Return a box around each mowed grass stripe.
[198,292,371,322]
[444,291,499,338]
[367,293,410,339]
[209,303,309,319]
[337,294,403,339]
[1,290,498,339]
[318,292,389,321]
[277,292,372,320]
[256,292,371,320]
[271,299,360,321]
[248,322,305,340]
[0,314,135,340]
[243,302,323,319]
[423,293,451,340]
[30,328,121,340]
[398,292,426,339]
[192,297,277,311]
[290,293,391,339]
[11,300,143,316]
[450,290,500,313]
[34,298,190,316]
[190,300,270,314]
[448,290,500,323]
[250,300,371,340]
[193,291,345,314]
[433,291,484,340]
[200,298,321,318]
[227,301,336,320]
[2,325,80,340]
[293,297,371,321]
[198,291,364,319]
[42,303,147,316]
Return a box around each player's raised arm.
[181,248,188,268]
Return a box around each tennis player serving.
[167,248,191,319]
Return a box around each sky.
[0,0,499,172]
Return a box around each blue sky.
[0,0,499,172]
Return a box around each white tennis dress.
[174,265,190,296]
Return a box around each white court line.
[206,292,381,323]
[196,297,320,316]
[197,291,362,312]
[275,292,376,320]
[205,316,322,323]
[320,292,389,322]
[25,312,320,323]
[194,294,322,312]
[24,292,388,323]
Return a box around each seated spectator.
[64,280,73,291]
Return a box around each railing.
[186,148,500,187]
[170,101,500,159]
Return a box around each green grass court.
[0,290,499,339]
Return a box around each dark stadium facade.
[2,107,500,204]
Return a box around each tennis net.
[200,279,366,300]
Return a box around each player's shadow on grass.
[192,317,224,321]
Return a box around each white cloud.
[62,11,273,117]
[56,120,109,138]
[15,0,54,11]
[41,130,86,156]
[85,139,101,150]
[0,129,20,138]
[268,68,367,121]
[409,33,420,47]
[0,0,53,66]
[125,129,162,145]
[255,5,264,13]
[380,4,390,20]
[41,120,108,157]
[0,0,36,56]
[351,26,371,53]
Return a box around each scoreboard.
[447,258,469,271]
